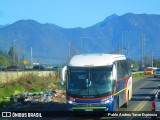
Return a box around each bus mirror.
[61,66,67,82]
[60,81,65,86]
[112,65,117,80]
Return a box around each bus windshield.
[67,66,113,97]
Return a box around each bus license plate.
[85,109,93,111]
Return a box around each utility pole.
[18,45,20,66]
[13,39,17,65]
[141,34,145,68]
[151,52,154,68]
[13,41,16,65]
[30,47,33,67]
[118,44,120,54]
[121,31,129,54]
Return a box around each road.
[119,76,155,112]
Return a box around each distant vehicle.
[154,68,160,77]
[33,65,45,70]
[153,67,158,74]
[51,66,58,71]
[52,66,63,71]
[7,65,21,71]
[0,66,6,71]
[144,68,153,75]
[148,67,157,74]
[151,86,160,119]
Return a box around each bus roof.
[68,53,126,67]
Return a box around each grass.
[0,71,65,109]
[30,87,43,92]
[132,73,145,78]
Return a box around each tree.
[0,55,8,66]
[0,50,9,66]
[8,47,17,65]
[153,59,160,68]
[130,60,140,71]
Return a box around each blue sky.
[0,0,160,28]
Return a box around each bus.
[61,53,132,111]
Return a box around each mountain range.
[0,13,160,65]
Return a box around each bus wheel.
[123,92,129,108]
[151,116,157,120]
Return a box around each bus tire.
[151,116,157,120]
[123,92,129,108]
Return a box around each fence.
[0,70,58,84]
[0,70,143,85]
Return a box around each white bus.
[61,53,132,111]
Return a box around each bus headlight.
[67,98,76,105]
[100,97,113,104]
[67,100,75,104]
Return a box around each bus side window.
[158,92,160,100]
[120,60,130,77]
[117,60,130,78]
[117,61,123,78]
[123,60,131,76]
[122,60,127,76]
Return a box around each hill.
[0,13,160,65]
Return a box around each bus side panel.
[127,76,132,100]
[123,76,132,104]
[116,79,125,107]
[116,60,132,107]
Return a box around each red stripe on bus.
[117,75,130,81]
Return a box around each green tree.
[8,47,15,65]
[131,60,140,71]
[0,50,9,66]
[153,59,160,68]
[0,55,8,66]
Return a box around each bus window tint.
[90,66,112,93]
[67,66,113,96]
[68,67,88,90]
[117,60,131,78]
